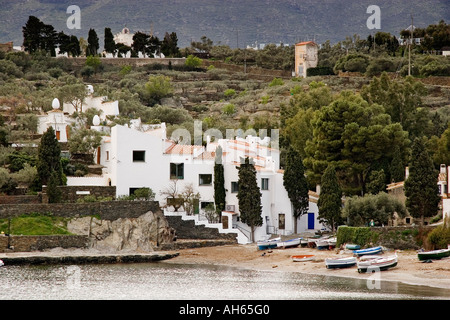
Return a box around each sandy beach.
[163,243,450,290]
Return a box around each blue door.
[308,212,315,230]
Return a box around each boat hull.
[354,246,383,256]
[257,237,281,250]
[345,244,361,250]
[418,248,450,261]
[325,257,357,269]
[277,238,301,249]
[292,255,315,262]
[357,255,398,273]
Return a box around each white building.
[37,98,70,142]
[62,85,119,122]
[68,121,323,242]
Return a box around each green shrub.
[336,226,379,247]
[427,224,450,249]
[269,77,284,87]
[222,103,236,115]
[224,88,236,98]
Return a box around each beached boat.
[292,255,315,262]
[300,239,309,247]
[353,246,383,257]
[327,237,337,249]
[0,259,3,267]
[418,246,450,261]
[325,256,357,269]
[257,237,281,250]
[345,244,360,250]
[357,253,398,273]
[316,238,330,250]
[277,238,301,249]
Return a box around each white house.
[62,85,119,122]
[37,98,71,142]
[68,121,323,242]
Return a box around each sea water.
[0,262,449,300]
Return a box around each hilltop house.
[37,85,119,141]
[294,41,319,78]
[67,121,322,243]
[37,98,70,142]
[62,85,119,122]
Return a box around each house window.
[199,174,212,186]
[106,151,109,161]
[201,201,214,209]
[170,163,184,179]
[261,178,269,190]
[133,150,145,162]
[231,181,239,193]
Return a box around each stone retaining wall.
[0,200,160,220]
[41,186,116,203]
[0,235,89,252]
[165,215,237,241]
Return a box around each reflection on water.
[0,262,449,300]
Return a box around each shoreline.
[1,243,449,292]
[162,244,450,291]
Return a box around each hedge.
[306,66,334,77]
[336,226,379,247]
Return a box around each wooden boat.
[300,239,309,247]
[345,244,360,250]
[292,255,315,262]
[418,246,450,261]
[357,254,398,273]
[353,246,383,257]
[327,237,337,249]
[316,238,330,250]
[277,238,301,249]
[257,237,281,250]
[325,256,357,269]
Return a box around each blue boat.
[353,246,383,256]
[345,244,361,250]
[257,237,281,250]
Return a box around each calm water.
[0,262,449,300]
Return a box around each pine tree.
[283,146,309,234]
[214,146,226,215]
[37,127,63,188]
[317,165,343,232]
[237,157,262,242]
[404,138,441,225]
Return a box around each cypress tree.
[86,28,99,56]
[213,146,226,215]
[317,165,343,232]
[283,146,309,234]
[47,171,62,203]
[404,138,440,225]
[104,27,116,57]
[37,127,63,188]
[237,157,262,242]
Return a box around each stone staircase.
[164,211,250,244]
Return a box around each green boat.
[418,247,450,261]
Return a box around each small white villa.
[37,85,120,142]
[67,120,323,243]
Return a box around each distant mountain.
[0,0,448,49]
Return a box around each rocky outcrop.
[67,211,176,252]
